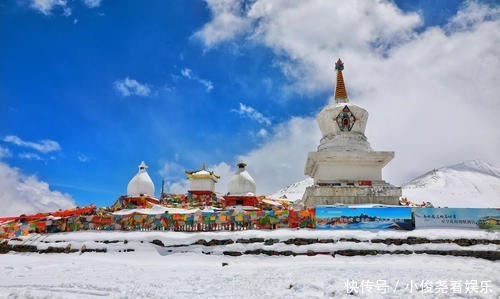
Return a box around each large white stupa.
[127,161,155,197]
[227,162,256,196]
[301,59,401,206]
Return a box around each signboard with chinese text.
[413,208,500,230]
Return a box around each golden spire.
[334,58,348,103]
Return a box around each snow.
[112,204,208,215]
[14,229,498,245]
[1,229,498,298]
[1,241,498,298]
[403,160,500,208]
[268,177,313,201]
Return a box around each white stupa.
[227,162,256,195]
[127,161,155,197]
[301,59,401,206]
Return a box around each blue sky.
[1,0,499,212]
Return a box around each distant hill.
[269,160,500,208]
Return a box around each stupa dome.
[316,59,372,152]
[227,162,256,195]
[127,161,155,197]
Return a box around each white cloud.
[233,117,320,194]
[0,146,12,159]
[82,0,102,8]
[196,0,423,93]
[113,77,152,97]
[194,1,500,190]
[180,68,193,79]
[78,154,89,162]
[158,161,185,179]
[232,102,271,125]
[193,0,252,48]
[166,118,320,195]
[180,68,214,92]
[257,128,268,138]
[29,0,101,15]
[447,2,499,32]
[164,179,190,194]
[3,135,61,154]
[200,80,214,92]
[18,152,42,161]
[30,0,70,16]
[0,161,75,216]
[210,162,233,193]
[159,161,187,194]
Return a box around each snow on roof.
[261,199,283,206]
[113,204,199,215]
[224,205,261,211]
[192,169,211,176]
[112,204,216,215]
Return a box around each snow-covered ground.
[1,250,498,298]
[1,229,499,298]
[268,160,500,208]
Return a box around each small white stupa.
[227,162,256,195]
[127,161,155,197]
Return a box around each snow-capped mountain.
[402,160,500,208]
[269,160,500,208]
[268,177,313,201]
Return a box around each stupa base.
[301,184,401,207]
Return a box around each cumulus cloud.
[164,179,190,194]
[195,0,422,93]
[446,2,500,32]
[0,146,12,159]
[28,0,102,15]
[210,162,234,193]
[166,118,320,195]
[30,0,70,16]
[158,161,185,179]
[113,77,152,97]
[180,68,214,92]
[257,128,268,138]
[232,102,271,125]
[194,0,500,190]
[159,161,189,194]
[82,0,102,8]
[193,0,252,48]
[18,152,43,161]
[3,135,61,154]
[78,154,89,162]
[0,161,75,216]
[232,117,320,194]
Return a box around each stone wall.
[302,185,401,206]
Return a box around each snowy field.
[0,252,498,299]
[0,229,499,298]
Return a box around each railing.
[0,209,316,238]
